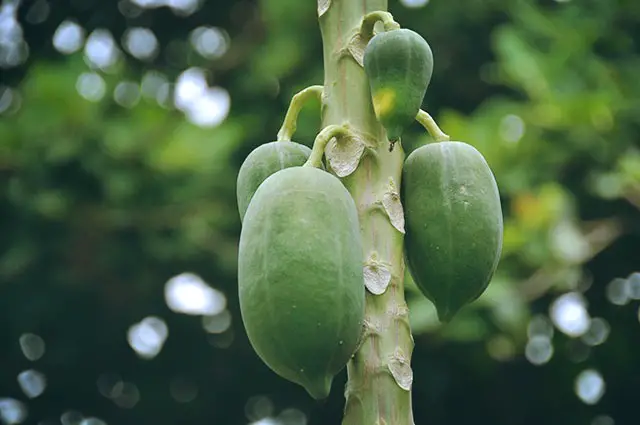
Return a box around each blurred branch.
[518,217,625,302]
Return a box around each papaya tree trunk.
[318,1,415,424]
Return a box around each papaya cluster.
[363,27,504,322]
[235,21,504,400]
[236,142,365,400]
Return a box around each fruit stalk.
[318,1,415,424]
[304,124,350,168]
[277,85,324,141]
[416,109,450,142]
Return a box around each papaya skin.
[238,166,365,400]
[401,141,503,322]
[363,28,434,141]
[236,141,312,222]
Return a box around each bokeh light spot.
[84,29,119,69]
[527,314,554,339]
[606,278,630,306]
[127,316,168,359]
[173,67,231,127]
[60,410,83,425]
[0,398,27,424]
[76,72,106,102]
[627,272,640,299]
[0,1,28,67]
[114,81,141,108]
[19,333,45,361]
[400,0,429,8]
[575,369,605,405]
[97,373,124,399]
[141,70,168,99]
[500,114,525,143]
[202,310,232,334]
[245,396,275,423]
[581,317,610,346]
[525,335,553,365]
[550,292,590,337]
[25,0,50,24]
[164,272,226,316]
[190,26,228,59]
[277,408,307,425]
[112,382,140,409]
[17,369,47,399]
[123,27,158,60]
[591,415,615,425]
[486,335,515,361]
[0,85,14,113]
[53,20,84,54]
[79,418,107,425]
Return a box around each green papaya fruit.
[236,141,312,222]
[402,141,503,322]
[238,166,365,400]
[363,28,434,141]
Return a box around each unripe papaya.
[363,28,434,141]
[238,166,365,400]
[402,141,503,322]
[236,141,312,222]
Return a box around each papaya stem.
[304,124,350,168]
[320,1,414,424]
[277,85,324,142]
[416,109,450,142]
[360,11,400,41]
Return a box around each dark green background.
[1,0,639,424]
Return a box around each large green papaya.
[402,141,503,322]
[238,166,365,400]
[236,141,312,222]
[363,28,433,141]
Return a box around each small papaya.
[401,141,503,322]
[238,166,365,400]
[363,28,434,141]
[236,141,312,222]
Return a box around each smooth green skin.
[238,166,365,400]
[401,142,503,322]
[236,141,312,222]
[363,28,433,141]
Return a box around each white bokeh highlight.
[123,27,158,60]
[400,0,429,8]
[53,20,85,54]
[550,292,590,337]
[0,0,28,67]
[127,316,168,359]
[190,26,228,59]
[130,0,200,15]
[173,67,230,127]
[165,272,226,315]
[17,369,47,399]
[0,398,27,425]
[84,29,120,70]
[575,369,605,405]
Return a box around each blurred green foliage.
[1,1,639,425]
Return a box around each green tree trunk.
[318,1,415,424]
